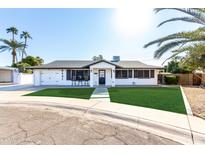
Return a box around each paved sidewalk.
[0,87,204,144]
[90,87,110,102]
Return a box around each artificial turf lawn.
[108,87,186,114]
[25,88,95,99]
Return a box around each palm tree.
[20,31,32,59]
[6,27,18,41]
[0,39,24,65]
[144,8,205,65]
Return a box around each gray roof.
[112,61,162,69]
[33,60,93,68]
[28,60,163,69]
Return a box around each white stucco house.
[28,57,163,87]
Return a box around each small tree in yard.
[13,55,44,73]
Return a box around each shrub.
[164,75,179,85]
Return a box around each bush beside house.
[164,75,179,85]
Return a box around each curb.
[180,86,193,116]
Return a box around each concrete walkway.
[90,87,110,102]
[0,86,204,144]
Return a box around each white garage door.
[40,70,62,85]
[0,70,12,82]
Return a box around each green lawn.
[108,87,186,114]
[25,88,95,99]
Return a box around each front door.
[99,70,105,85]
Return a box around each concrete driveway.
[0,105,178,145]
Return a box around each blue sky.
[0,8,199,66]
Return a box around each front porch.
[89,61,116,87]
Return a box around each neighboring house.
[29,57,163,87]
[0,66,33,85]
[0,66,19,84]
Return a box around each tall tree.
[92,54,103,61]
[20,31,32,60]
[0,39,24,65]
[6,26,18,41]
[144,8,205,70]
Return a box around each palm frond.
[0,45,10,53]
[154,40,196,59]
[0,45,9,49]
[157,17,205,27]
[162,43,205,64]
[154,8,205,24]
[144,32,187,48]
[144,28,205,48]
[162,51,184,65]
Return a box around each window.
[115,70,122,78]
[122,70,128,78]
[150,70,154,78]
[134,70,143,78]
[72,70,76,80]
[144,70,149,78]
[134,70,154,78]
[66,70,71,80]
[68,70,90,81]
[61,70,64,80]
[76,70,84,80]
[84,70,90,80]
[115,70,129,79]
[128,70,132,78]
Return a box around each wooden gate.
[193,74,202,85]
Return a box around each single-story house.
[28,58,163,87]
[0,66,19,84]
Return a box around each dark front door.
[99,70,105,85]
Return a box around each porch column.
[111,68,115,87]
[90,68,93,87]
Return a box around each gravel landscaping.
[183,86,205,119]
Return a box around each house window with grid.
[67,70,90,81]
[115,70,130,79]
[134,70,154,78]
